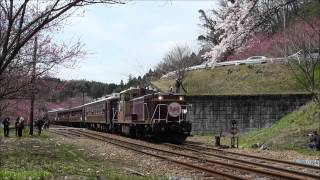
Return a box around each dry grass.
[153,63,308,95]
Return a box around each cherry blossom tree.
[202,0,258,63]
[201,0,303,64]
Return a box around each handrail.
[150,104,167,123]
[150,104,191,124]
[143,103,149,121]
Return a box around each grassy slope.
[153,63,308,95]
[239,102,320,155]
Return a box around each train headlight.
[179,96,184,101]
[158,96,163,100]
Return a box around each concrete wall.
[186,94,312,134]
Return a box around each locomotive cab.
[151,93,191,143]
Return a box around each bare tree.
[0,35,83,98]
[279,1,320,132]
[161,45,191,93]
[0,0,124,135]
[0,0,124,81]
[284,15,320,105]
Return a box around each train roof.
[154,92,185,96]
[83,93,119,106]
[120,87,156,94]
[47,108,65,113]
[47,93,120,113]
[120,87,140,94]
[48,106,82,114]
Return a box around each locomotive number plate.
[168,102,181,117]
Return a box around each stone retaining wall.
[186,94,312,134]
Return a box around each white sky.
[54,1,216,84]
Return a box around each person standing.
[175,78,187,94]
[35,118,45,136]
[43,117,49,129]
[2,117,10,137]
[17,117,25,137]
[314,131,320,151]
[15,117,19,136]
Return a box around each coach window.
[97,104,99,114]
[121,93,130,101]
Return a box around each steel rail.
[59,129,246,180]
[67,129,311,180]
[184,142,320,170]
[50,130,79,138]
[52,129,81,137]
[163,143,320,179]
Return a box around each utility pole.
[29,36,37,136]
[282,0,287,57]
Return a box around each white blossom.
[203,0,257,63]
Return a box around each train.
[48,87,192,143]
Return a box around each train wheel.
[129,126,136,138]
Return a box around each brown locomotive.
[48,87,192,143]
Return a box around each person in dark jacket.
[308,131,319,150]
[313,131,320,151]
[2,117,10,137]
[35,118,45,136]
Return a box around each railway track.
[163,142,320,179]
[50,128,319,180]
[184,142,320,170]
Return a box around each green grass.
[239,102,320,155]
[0,130,165,180]
[153,63,319,95]
[0,169,50,180]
